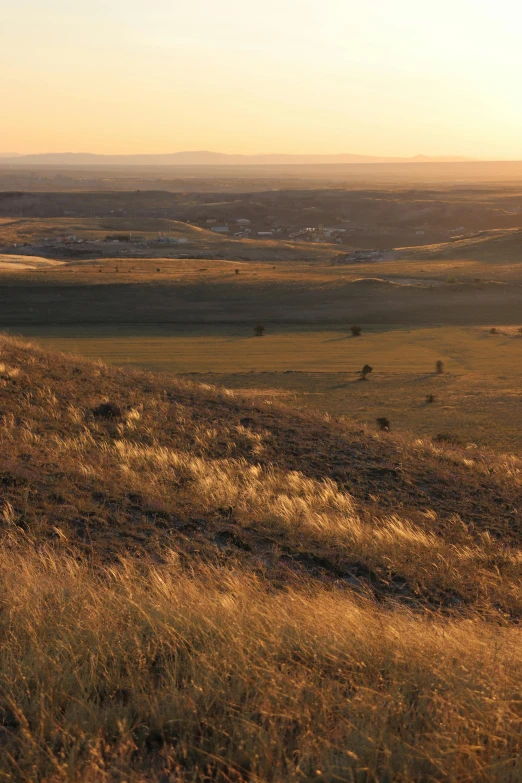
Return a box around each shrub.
[377,417,390,431]
[92,402,122,420]
[360,364,373,380]
[490,327,498,334]
[436,360,444,375]
[235,268,240,275]
[254,325,266,337]
[426,394,435,404]
[351,325,362,337]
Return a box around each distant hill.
[4,150,473,166]
[401,228,522,262]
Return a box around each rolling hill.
[0,216,337,263]
[401,228,522,262]
[1,335,522,780]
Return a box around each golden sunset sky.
[2,0,521,157]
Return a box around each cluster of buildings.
[8,232,192,255]
[288,226,347,243]
[205,217,350,243]
[208,218,254,238]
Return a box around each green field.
[10,322,522,453]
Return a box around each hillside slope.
[1,334,522,613]
[401,228,522,262]
[2,336,522,781]
[0,216,336,262]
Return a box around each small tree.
[351,325,362,337]
[235,268,240,275]
[426,394,435,404]
[436,360,444,375]
[377,417,390,431]
[254,325,266,337]
[360,364,373,380]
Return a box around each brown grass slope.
[1,333,522,614]
[2,336,522,781]
[400,228,522,262]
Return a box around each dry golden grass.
[2,335,522,779]
[2,543,522,782]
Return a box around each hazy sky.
[2,0,522,157]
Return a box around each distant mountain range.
[0,151,473,166]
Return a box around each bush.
[436,360,444,375]
[377,417,390,431]
[92,402,122,420]
[360,364,373,380]
[351,325,362,337]
[254,325,266,337]
[426,394,435,404]
[490,327,498,334]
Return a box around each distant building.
[155,236,189,244]
[211,226,229,233]
[236,218,251,225]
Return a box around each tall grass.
[1,544,522,782]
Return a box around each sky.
[2,0,522,158]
